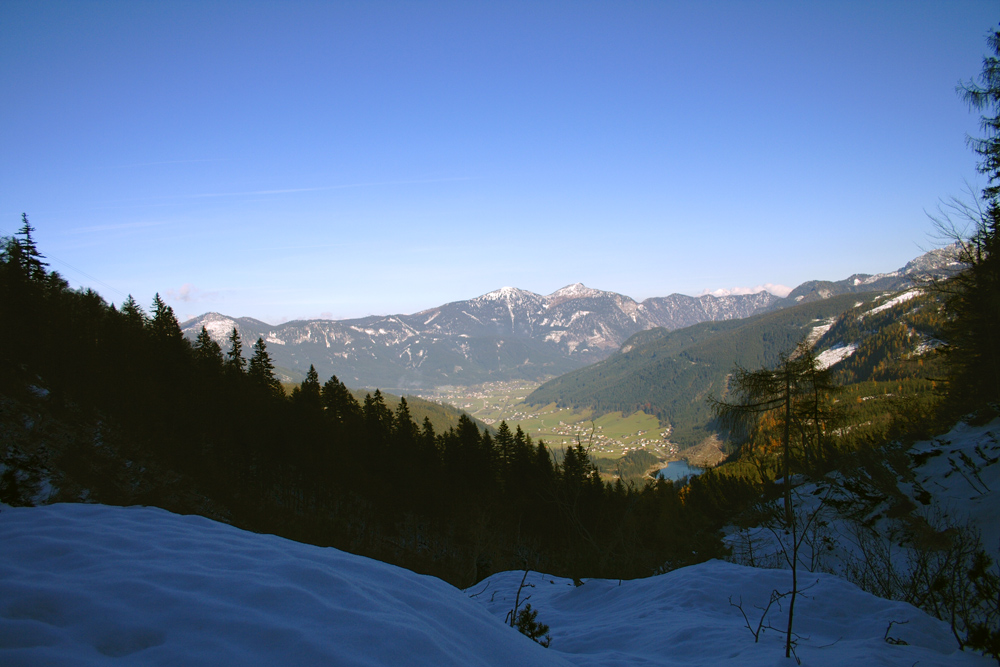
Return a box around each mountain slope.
[180,246,960,390]
[528,282,953,453]
[782,243,961,304]
[527,293,882,446]
[181,285,781,389]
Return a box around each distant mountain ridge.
[526,284,950,450]
[181,245,960,389]
[784,244,960,303]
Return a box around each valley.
[417,380,678,460]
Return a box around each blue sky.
[2,1,997,324]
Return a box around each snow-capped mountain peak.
[475,286,543,304]
[179,246,957,389]
[547,283,604,300]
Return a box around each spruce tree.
[149,293,183,343]
[16,213,47,280]
[193,326,224,367]
[247,337,282,395]
[948,27,1000,408]
[321,374,363,432]
[225,327,246,374]
[120,295,147,329]
[291,364,322,412]
[392,397,419,447]
[421,416,436,442]
[494,421,514,469]
[362,390,394,445]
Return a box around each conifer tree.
[420,417,440,465]
[225,327,246,374]
[0,234,28,286]
[149,293,183,342]
[534,440,555,483]
[709,342,833,525]
[363,390,394,446]
[291,364,322,413]
[321,374,362,428]
[303,363,320,392]
[495,421,514,469]
[16,213,47,281]
[193,326,223,367]
[947,26,1000,407]
[393,397,419,447]
[420,416,437,449]
[120,295,147,329]
[247,337,282,395]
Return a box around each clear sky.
[2,1,997,324]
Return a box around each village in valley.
[416,380,680,460]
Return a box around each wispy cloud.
[112,158,228,168]
[188,176,475,199]
[698,283,793,298]
[166,283,219,303]
[87,176,476,208]
[65,220,169,234]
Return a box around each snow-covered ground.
[904,418,1000,552]
[725,417,1000,574]
[0,504,569,667]
[472,565,985,666]
[723,417,1000,664]
[2,502,990,666]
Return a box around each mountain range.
[180,245,960,390]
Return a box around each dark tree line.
[942,26,1000,413]
[0,220,748,585]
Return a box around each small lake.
[657,460,703,481]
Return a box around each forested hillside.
[527,293,881,446]
[0,221,755,586]
[1,213,993,593]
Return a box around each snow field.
[0,504,571,667]
[471,563,985,666]
[2,501,990,665]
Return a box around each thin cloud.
[189,176,475,199]
[112,158,228,168]
[65,220,169,234]
[166,283,219,303]
[88,176,476,207]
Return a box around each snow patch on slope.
[867,289,922,316]
[806,317,836,346]
[815,343,858,370]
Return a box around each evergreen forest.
[1,224,757,585]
